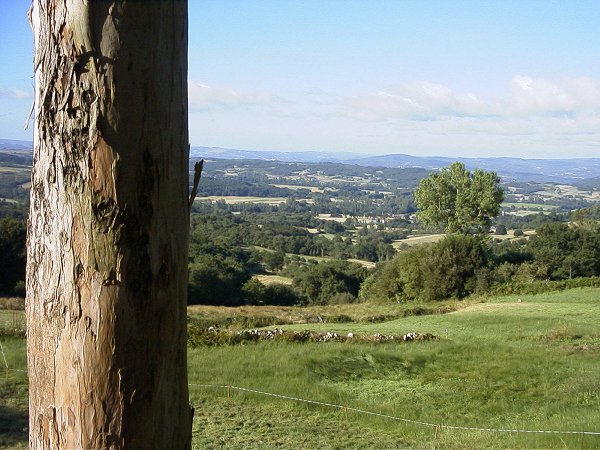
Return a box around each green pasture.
[393,233,445,249]
[0,337,27,449]
[189,287,600,448]
[2,288,600,448]
[0,310,24,330]
[281,288,600,339]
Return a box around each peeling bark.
[26,1,192,448]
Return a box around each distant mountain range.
[0,139,33,151]
[344,154,600,183]
[191,146,365,163]
[2,139,599,183]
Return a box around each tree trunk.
[26,1,192,448]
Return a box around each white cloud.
[188,81,274,112]
[509,76,600,115]
[0,88,31,99]
[345,81,486,121]
[344,76,600,122]
[186,76,600,158]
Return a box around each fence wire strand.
[190,383,600,437]
[3,366,599,437]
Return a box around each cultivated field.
[270,183,325,193]
[252,274,293,286]
[2,288,600,448]
[393,233,445,248]
[195,196,292,205]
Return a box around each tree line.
[3,162,600,308]
[361,221,600,302]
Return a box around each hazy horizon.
[1,1,600,158]
[2,136,600,161]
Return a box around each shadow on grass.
[0,404,27,448]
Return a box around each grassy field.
[0,309,24,331]
[492,229,535,241]
[189,288,600,449]
[3,288,600,448]
[252,274,293,286]
[393,233,445,248]
[270,183,325,193]
[394,230,534,249]
[195,196,293,205]
[284,252,376,268]
[0,337,27,449]
[187,298,466,330]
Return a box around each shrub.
[0,218,26,295]
[292,260,368,305]
[0,296,24,310]
[489,276,600,296]
[368,234,490,302]
[328,292,358,305]
[263,283,301,306]
[495,224,507,235]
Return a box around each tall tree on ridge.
[415,162,504,235]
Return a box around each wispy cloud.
[188,81,275,112]
[343,76,600,121]
[186,76,600,158]
[0,87,31,99]
[344,81,487,121]
[509,76,600,115]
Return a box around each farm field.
[393,230,534,250]
[195,196,293,205]
[393,233,445,248]
[2,288,600,448]
[535,185,600,202]
[270,183,325,193]
[285,252,376,268]
[252,274,293,286]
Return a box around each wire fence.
[190,383,600,438]
[2,335,599,440]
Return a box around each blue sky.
[1,1,600,158]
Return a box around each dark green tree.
[528,222,600,279]
[263,250,286,272]
[188,254,251,306]
[366,234,489,302]
[495,224,507,235]
[292,261,367,304]
[0,218,26,294]
[241,279,299,306]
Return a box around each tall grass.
[0,337,28,449]
[188,340,600,448]
[2,288,600,448]
[189,287,600,448]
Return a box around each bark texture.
[26,1,192,448]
